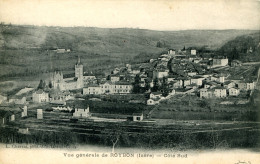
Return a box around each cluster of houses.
[0,48,257,108]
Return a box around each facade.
[212,58,228,67]
[21,106,28,117]
[200,88,213,98]
[83,82,132,95]
[32,90,49,103]
[133,113,143,121]
[214,88,227,98]
[73,107,90,118]
[190,77,204,86]
[238,81,255,90]
[37,109,43,119]
[83,85,101,95]
[191,49,196,55]
[229,88,240,96]
[168,49,176,56]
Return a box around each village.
[0,46,259,143]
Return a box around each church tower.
[75,56,83,78]
[75,56,84,88]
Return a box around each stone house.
[73,106,90,118]
[32,90,49,103]
[133,113,143,121]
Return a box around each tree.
[161,77,169,96]
[107,124,122,153]
[151,78,159,92]
[37,80,45,90]
[48,81,52,88]
[133,75,141,93]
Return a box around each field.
[0,107,259,150]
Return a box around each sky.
[0,0,259,31]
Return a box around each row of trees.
[37,79,52,90]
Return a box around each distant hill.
[0,24,259,79]
[216,32,260,62]
[0,24,258,53]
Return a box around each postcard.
[0,0,259,164]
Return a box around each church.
[51,57,89,91]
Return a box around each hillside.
[0,25,258,52]
[0,24,258,79]
[217,32,260,62]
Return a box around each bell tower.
[75,56,83,78]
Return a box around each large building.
[32,90,49,103]
[52,57,93,91]
[212,58,229,67]
[73,107,90,118]
[83,81,133,95]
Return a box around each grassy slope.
[0,24,258,79]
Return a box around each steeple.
[76,56,82,65]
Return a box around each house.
[8,95,26,105]
[83,85,101,95]
[190,77,204,86]
[168,49,176,56]
[21,106,28,117]
[231,60,242,67]
[101,82,133,94]
[191,49,196,55]
[110,75,120,82]
[56,48,66,53]
[214,87,227,98]
[219,76,225,83]
[147,98,160,105]
[133,113,143,121]
[212,58,229,67]
[200,88,214,98]
[37,109,43,119]
[183,79,191,87]
[229,88,240,96]
[73,106,90,118]
[172,80,183,88]
[237,81,255,90]
[32,90,49,103]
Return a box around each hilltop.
[0,24,258,79]
[216,32,260,62]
